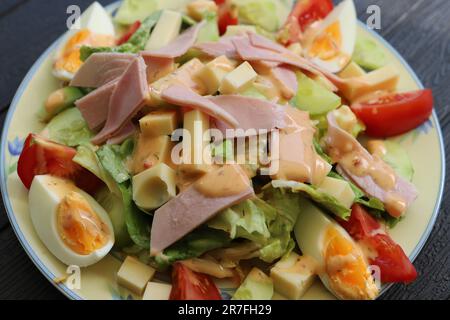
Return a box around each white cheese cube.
[197,56,237,94]
[145,10,182,51]
[219,61,257,94]
[270,252,316,300]
[318,176,356,209]
[183,109,211,166]
[117,256,156,295]
[338,61,366,79]
[187,0,218,21]
[224,25,257,37]
[139,111,178,137]
[142,282,172,300]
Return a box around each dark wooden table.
[0,0,449,300]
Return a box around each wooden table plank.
[0,0,449,300]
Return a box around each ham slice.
[70,53,136,88]
[325,113,418,216]
[141,21,206,59]
[92,56,148,145]
[270,66,298,99]
[75,80,117,131]
[195,35,242,59]
[208,95,286,136]
[150,165,255,254]
[160,84,239,128]
[231,37,322,77]
[106,122,136,145]
[141,55,175,84]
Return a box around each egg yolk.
[309,21,343,61]
[324,227,378,300]
[54,29,115,74]
[57,192,109,255]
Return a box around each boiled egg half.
[304,0,357,74]
[29,175,115,267]
[53,2,116,81]
[294,199,379,300]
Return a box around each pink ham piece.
[231,36,322,78]
[270,66,298,100]
[325,112,418,217]
[141,21,206,59]
[160,84,239,128]
[141,55,175,84]
[208,95,286,136]
[75,80,117,131]
[195,35,242,59]
[248,32,288,54]
[106,122,136,145]
[92,56,148,145]
[150,165,255,254]
[70,53,136,88]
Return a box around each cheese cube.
[145,10,182,51]
[270,252,316,300]
[143,282,173,300]
[287,42,303,56]
[183,109,211,166]
[117,256,156,295]
[196,56,237,94]
[139,111,178,137]
[341,65,399,102]
[133,163,177,211]
[187,0,218,21]
[338,61,366,79]
[224,25,257,37]
[132,134,175,174]
[318,176,356,209]
[219,61,257,94]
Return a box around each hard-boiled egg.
[294,199,379,300]
[53,2,116,81]
[304,0,357,74]
[29,175,115,267]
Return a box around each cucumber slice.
[353,34,386,71]
[114,0,159,25]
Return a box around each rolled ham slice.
[208,95,286,136]
[106,122,136,145]
[75,80,117,131]
[70,53,136,88]
[141,21,206,59]
[160,84,239,128]
[150,165,255,254]
[270,66,298,100]
[92,56,148,145]
[325,112,418,217]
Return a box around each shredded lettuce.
[268,180,351,220]
[96,139,134,184]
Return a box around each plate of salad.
[0,0,445,300]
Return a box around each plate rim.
[0,13,445,300]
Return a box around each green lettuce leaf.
[233,0,280,32]
[96,139,134,184]
[268,180,351,220]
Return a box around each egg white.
[29,175,115,267]
[53,2,116,81]
[306,0,357,74]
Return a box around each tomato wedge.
[215,0,238,35]
[117,21,141,46]
[170,262,222,300]
[338,204,417,284]
[351,89,433,138]
[279,0,334,45]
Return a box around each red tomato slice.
[217,0,238,35]
[18,134,80,189]
[338,204,417,284]
[170,263,222,300]
[117,21,141,46]
[351,89,433,138]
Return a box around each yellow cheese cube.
[187,0,218,21]
[133,163,177,211]
[183,109,211,166]
[287,42,303,56]
[338,61,366,79]
[117,256,156,295]
[131,134,175,174]
[219,61,257,94]
[341,65,399,102]
[142,282,173,300]
[145,10,182,51]
[270,252,316,300]
[318,176,356,209]
[139,111,178,137]
[196,56,237,94]
[224,25,257,37]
